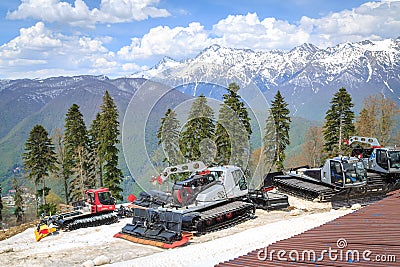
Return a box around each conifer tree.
[157,108,184,165]
[13,178,24,223]
[64,104,90,202]
[215,83,252,167]
[266,91,291,171]
[23,124,57,208]
[52,128,69,204]
[180,94,216,165]
[85,134,98,189]
[323,87,355,156]
[98,91,123,201]
[88,113,103,187]
[262,110,277,172]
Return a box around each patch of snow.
[351,203,362,210]
[366,58,373,82]
[93,255,111,266]
[82,260,95,267]
[383,80,394,93]
[107,209,351,267]
[364,39,397,52]
[0,198,365,267]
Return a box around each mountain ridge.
[130,38,400,119]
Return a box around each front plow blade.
[34,224,57,242]
[331,187,386,209]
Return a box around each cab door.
[376,149,389,170]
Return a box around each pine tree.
[23,125,57,208]
[85,134,98,189]
[323,87,355,156]
[267,91,291,171]
[214,123,230,165]
[98,91,123,201]
[180,94,216,165]
[88,113,103,187]
[157,108,184,165]
[262,110,277,172]
[13,178,24,223]
[64,104,90,202]
[215,83,252,168]
[52,128,69,204]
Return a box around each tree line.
[18,91,123,219]
[157,84,400,182]
[156,83,291,177]
[157,83,252,172]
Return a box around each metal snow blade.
[115,208,191,248]
[331,187,386,209]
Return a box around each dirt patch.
[0,220,39,241]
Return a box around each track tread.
[66,213,118,231]
[193,201,255,234]
[274,177,337,201]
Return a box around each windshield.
[98,192,114,205]
[389,151,400,169]
[343,161,366,184]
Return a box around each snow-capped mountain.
[131,38,400,119]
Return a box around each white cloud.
[0,22,62,59]
[117,22,211,60]
[122,62,143,72]
[211,1,400,50]
[212,13,309,50]
[301,1,400,46]
[7,0,170,28]
[120,0,400,62]
[0,22,139,79]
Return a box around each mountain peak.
[155,56,179,68]
[205,44,222,52]
[293,43,319,52]
[159,56,177,64]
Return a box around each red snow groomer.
[35,187,118,241]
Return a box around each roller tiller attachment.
[115,208,188,248]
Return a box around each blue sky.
[0,0,399,79]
